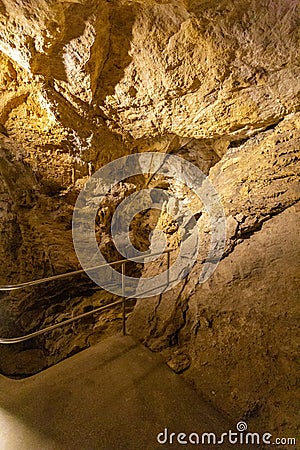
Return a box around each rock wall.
[128,113,300,434]
[0,0,299,435]
[1,0,299,186]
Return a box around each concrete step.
[0,334,234,450]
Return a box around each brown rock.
[167,351,191,374]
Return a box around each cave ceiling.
[0,0,299,187]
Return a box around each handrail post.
[0,249,182,344]
[121,262,126,335]
[167,250,171,288]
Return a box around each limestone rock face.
[103,0,300,141]
[127,113,300,433]
[183,205,299,434]
[0,0,299,436]
[0,0,299,187]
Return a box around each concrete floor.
[0,335,231,450]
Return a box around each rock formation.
[0,0,299,436]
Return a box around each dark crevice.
[228,136,249,149]
[263,118,285,131]
[228,116,286,150]
[167,277,190,347]
[223,198,300,259]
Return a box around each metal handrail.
[0,298,126,344]
[0,249,173,344]
[0,249,173,291]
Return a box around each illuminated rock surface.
[0,0,299,437]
